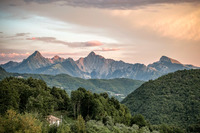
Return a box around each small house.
[47,115,61,126]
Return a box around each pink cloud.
[0,53,6,57]
[85,41,103,46]
[26,37,103,47]
[0,52,30,58]
[27,37,59,42]
[94,48,120,52]
[0,52,31,64]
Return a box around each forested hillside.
[0,67,144,101]
[122,69,200,131]
[0,77,169,133]
[1,70,199,132]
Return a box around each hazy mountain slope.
[1,61,19,72]
[36,63,68,75]
[148,56,199,74]
[122,69,200,128]
[38,58,85,77]
[0,68,144,101]
[0,67,11,80]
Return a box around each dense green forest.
[122,69,200,132]
[0,77,186,133]
[0,67,144,101]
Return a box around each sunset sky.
[0,0,200,66]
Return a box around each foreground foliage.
[0,77,70,115]
[0,75,196,132]
[0,110,42,133]
[0,77,149,132]
[0,110,162,133]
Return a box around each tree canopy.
[0,75,190,132]
[122,69,200,129]
[0,77,70,115]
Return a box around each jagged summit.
[51,55,64,63]
[26,51,43,60]
[51,55,62,61]
[31,50,42,57]
[86,51,104,59]
[88,51,96,56]
[52,55,60,59]
[66,57,74,61]
[160,56,181,64]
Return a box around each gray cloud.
[94,48,120,52]
[3,33,30,39]
[24,0,200,9]
[26,37,104,47]
[24,0,58,4]
[16,33,30,37]
[9,4,17,6]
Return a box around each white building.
[47,115,62,126]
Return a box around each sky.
[0,0,200,66]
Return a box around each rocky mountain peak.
[86,51,104,59]
[52,55,60,59]
[51,55,64,63]
[52,55,63,61]
[16,51,52,72]
[87,51,96,57]
[31,51,42,57]
[160,56,181,64]
[66,57,74,62]
[27,51,45,61]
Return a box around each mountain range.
[1,51,199,81]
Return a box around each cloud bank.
[94,48,120,52]
[16,33,30,37]
[24,0,200,9]
[0,52,30,63]
[26,37,104,47]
